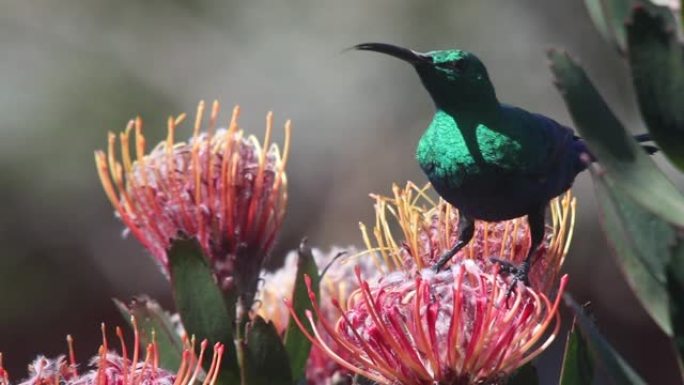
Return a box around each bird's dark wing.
[498,104,582,178]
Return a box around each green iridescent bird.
[354,42,656,286]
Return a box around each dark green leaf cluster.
[546,1,684,383]
[116,239,321,385]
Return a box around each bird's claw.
[489,257,531,306]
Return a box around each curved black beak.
[353,42,429,65]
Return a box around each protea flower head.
[358,182,575,293]
[287,181,574,385]
[1,320,224,385]
[95,100,290,299]
[292,262,568,385]
[257,246,377,385]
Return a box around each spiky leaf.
[243,316,293,385]
[627,5,684,170]
[592,170,674,334]
[113,296,185,371]
[284,240,321,381]
[559,318,595,385]
[168,238,238,384]
[565,296,647,385]
[549,48,684,336]
[548,49,684,228]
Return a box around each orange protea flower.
[292,263,568,385]
[358,182,575,293]
[95,100,290,299]
[1,320,223,385]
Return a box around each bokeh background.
[1,1,683,384]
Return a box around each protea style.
[95,101,290,301]
[359,182,574,294]
[1,321,223,385]
[289,181,574,385]
[258,247,377,385]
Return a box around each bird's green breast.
[416,110,531,188]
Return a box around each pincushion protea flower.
[0,321,224,385]
[358,182,574,293]
[257,247,378,385]
[257,247,379,332]
[95,100,290,298]
[286,181,573,385]
[291,263,568,385]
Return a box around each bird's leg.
[432,215,475,272]
[491,206,546,297]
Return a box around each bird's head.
[354,42,498,114]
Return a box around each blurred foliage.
[550,1,684,383]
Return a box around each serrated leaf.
[559,318,595,385]
[548,49,684,228]
[627,5,684,171]
[284,239,321,381]
[565,296,647,385]
[243,316,293,385]
[592,171,675,334]
[113,296,185,371]
[168,238,239,384]
[508,363,539,385]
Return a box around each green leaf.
[583,0,628,51]
[508,363,539,385]
[592,171,675,334]
[559,318,595,385]
[627,5,684,171]
[113,296,185,371]
[548,49,684,228]
[168,238,239,384]
[243,316,293,385]
[565,296,647,385]
[284,239,321,381]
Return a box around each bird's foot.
[489,257,530,305]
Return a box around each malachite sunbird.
[354,42,656,288]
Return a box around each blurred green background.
[1,1,682,384]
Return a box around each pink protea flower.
[257,247,376,385]
[1,321,224,385]
[95,101,290,299]
[359,182,574,293]
[292,262,568,385]
[287,181,574,385]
